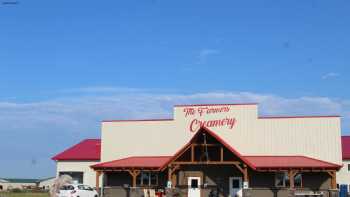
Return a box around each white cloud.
[0,89,348,133]
[1,87,350,177]
[322,72,340,79]
[197,49,220,64]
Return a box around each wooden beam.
[168,166,173,188]
[167,165,180,188]
[327,171,337,189]
[243,165,249,183]
[95,171,101,191]
[173,161,241,165]
[192,143,221,147]
[191,145,195,162]
[289,170,297,189]
[172,164,180,172]
[220,146,224,162]
[167,165,172,188]
[127,170,140,187]
[93,168,159,172]
[171,173,177,188]
[234,163,244,174]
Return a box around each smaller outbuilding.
[38,177,56,190]
[0,177,56,191]
[52,139,101,186]
[0,178,38,191]
[337,136,350,190]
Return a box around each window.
[83,185,93,191]
[231,179,240,189]
[275,172,302,188]
[294,173,302,188]
[136,172,158,187]
[0,185,3,190]
[348,164,350,171]
[78,185,93,191]
[275,172,286,187]
[191,179,198,188]
[60,185,75,190]
[150,173,157,185]
[59,172,84,184]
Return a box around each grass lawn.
[0,192,49,197]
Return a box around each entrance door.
[229,177,242,197]
[188,177,201,197]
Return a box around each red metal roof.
[174,103,258,107]
[243,156,341,169]
[92,155,340,170]
[91,156,171,169]
[52,139,101,161]
[342,136,350,160]
[258,115,340,119]
[103,119,174,123]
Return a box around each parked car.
[58,184,98,197]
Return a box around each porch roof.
[243,155,342,170]
[91,156,171,170]
[91,155,341,171]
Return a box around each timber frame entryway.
[160,127,250,192]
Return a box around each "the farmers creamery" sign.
[183,106,236,132]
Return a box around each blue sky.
[0,0,349,178]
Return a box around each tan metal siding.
[101,104,342,165]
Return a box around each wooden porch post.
[235,164,249,188]
[167,165,180,188]
[288,170,296,189]
[243,165,249,183]
[327,171,337,189]
[220,146,224,162]
[96,171,101,191]
[128,170,140,188]
[191,145,195,162]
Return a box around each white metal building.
[52,139,101,187]
[54,103,342,197]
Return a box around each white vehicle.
[58,184,99,197]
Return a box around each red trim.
[342,136,350,160]
[259,115,340,119]
[55,159,100,161]
[103,115,340,122]
[243,155,341,169]
[174,103,258,107]
[301,155,343,168]
[102,118,174,122]
[52,139,101,161]
[91,156,172,169]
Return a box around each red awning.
[92,155,341,171]
[342,136,350,160]
[91,156,172,169]
[243,156,341,170]
[52,139,101,161]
